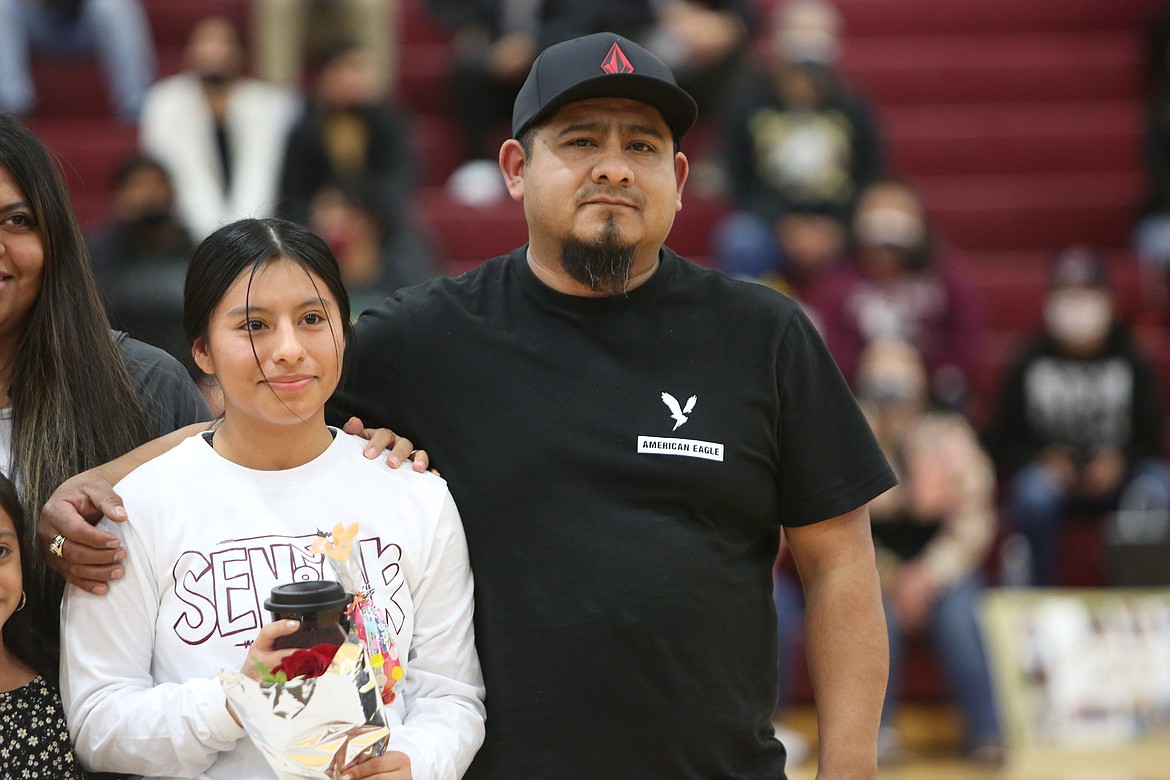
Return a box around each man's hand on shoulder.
[342,417,432,473]
[39,471,128,594]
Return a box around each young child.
[60,218,484,779]
[0,473,85,778]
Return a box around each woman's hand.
[342,417,432,473]
[340,750,413,779]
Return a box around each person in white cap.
[984,245,1170,587]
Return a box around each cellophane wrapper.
[219,633,390,779]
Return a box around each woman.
[0,471,85,778]
[60,219,484,779]
[0,113,210,644]
[814,178,985,411]
[855,339,1002,765]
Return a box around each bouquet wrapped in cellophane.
[218,522,404,779]
[220,634,388,779]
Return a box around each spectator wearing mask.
[715,0,882,281]
[139,16,299,239]
[816,178,984,411]
[308,183,437,317]
[766,199,848,303]
[776,339,1003,767]
[734,198,847,337]
[984,246,1170,586]
[88,153,194,364]
[0,0,154,120]
[856,339,1002,765]
[277,42,419,239]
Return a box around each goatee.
[559,219,638,296]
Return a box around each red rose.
[273,643,339,680]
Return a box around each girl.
[60,219,484,779]
[0,472,85,778]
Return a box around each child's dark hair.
[184,218,354,415]
[0,472,54,679]
[110,151,171,193]
[184,217,353,346]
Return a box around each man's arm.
[39,422,210,594]
[784,504,888,779]
[40,419,423,594]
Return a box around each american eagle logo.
[661,392,697,431]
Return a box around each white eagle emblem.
[661,392,697,431]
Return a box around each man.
[42,33,892,779]
[430,0,751,202]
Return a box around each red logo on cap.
[600,42,634,75]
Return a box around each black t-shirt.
[330,247,894,779]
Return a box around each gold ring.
[48,533,66,558]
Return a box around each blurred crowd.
[3,0,1170,772]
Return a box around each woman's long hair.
[0,114,152,626]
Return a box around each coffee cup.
[264,580,351,650]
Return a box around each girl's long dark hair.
[185,219,353,420]
[0,114,153,635]
[184,217,353,349]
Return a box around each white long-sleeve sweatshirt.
[60,431,485,780]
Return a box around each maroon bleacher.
[25,0,1165,480]
[25,0,1168,475]
[831,0,1165,418]
[18,0,1166,711]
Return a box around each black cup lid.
[264,581,350,614]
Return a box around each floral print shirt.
[0,674,85,779]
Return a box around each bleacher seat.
[15,0,1165,710]
[22,0,1162,410]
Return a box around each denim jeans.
[0,0,155,118]
[774,568,1002,748]
[884,572,1001,748]
[1009,458,1170,586]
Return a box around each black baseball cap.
[511,32,698,141]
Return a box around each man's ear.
[499,139,527,202]
[674,151,690,212]
[192,337,215,377]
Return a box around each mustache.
[575,186,644,208]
